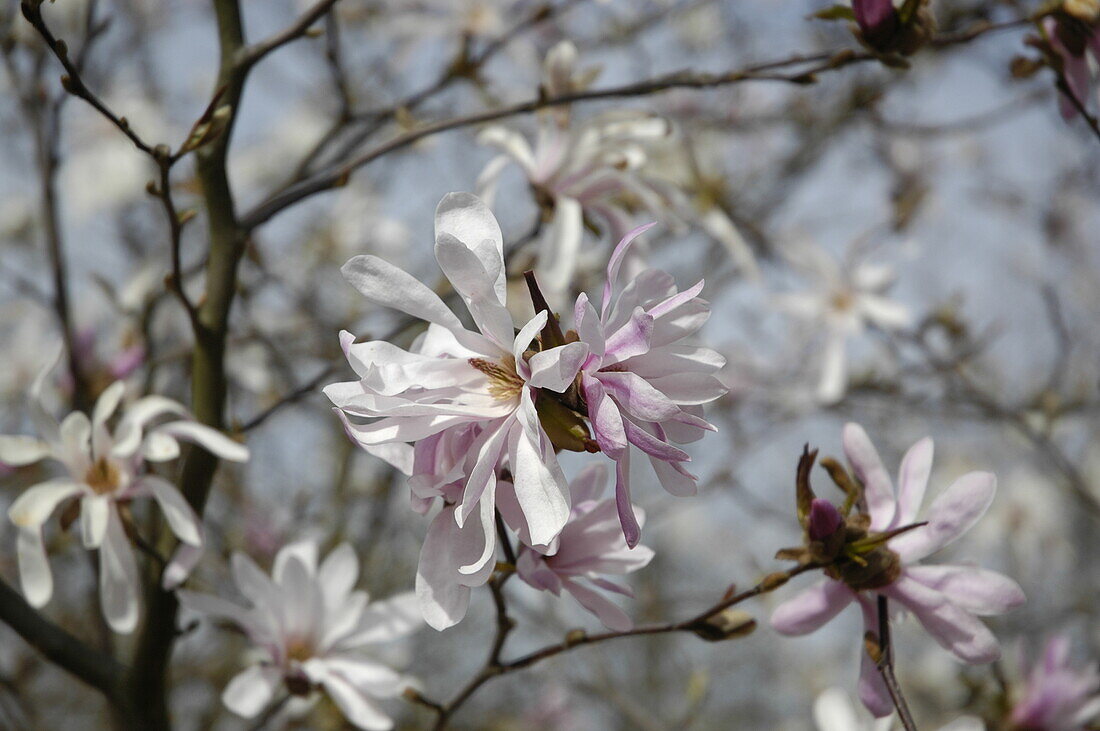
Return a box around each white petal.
[536,196,583,295]
[149,421,248,462]
[80,495,110,549]
[91,381,126,456]
[817,333,848,405]
[510,391,570,546]
[137,475,203,546]
[890,472,996,563]
[0,435,53,466]
[341,255,465,334]
[8,479,83,528]
[321,669,394,731]
[319,543,360,608]
[16,526,54,607]
[347,592,423,645]
[434,192,506,304]
[527,342,589,393]
[274,541,319,584]
[99,505,141,633]
[222,664,281,719]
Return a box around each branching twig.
[241,0,342,68]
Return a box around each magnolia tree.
[1,0,1099,728]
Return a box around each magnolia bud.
[853,0,899,46]
[808,498,844,541]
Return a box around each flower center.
[469,355,524,401]
[285,637,314,663]
[830,289,855,312]
[84,457,121,495]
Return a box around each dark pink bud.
[853,0,898,39]
[808,499,844,541]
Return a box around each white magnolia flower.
[777,241,910,404]
[476,109,681,306]
[178,541,421,731]
[325,193,588,590]
[0,351,248,633]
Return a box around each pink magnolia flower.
[513,464,654,631]
[1010,635,1100,730]
[573,224,726,546]
[325,193,588,585]
[0,350,248,633]
[770,423,1025,717]
[178,541,420,731]
[1044,13,1100,121]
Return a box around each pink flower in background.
[178,542,420,731]
[573,224,726,546]
[513,464,654,631]
[1044,15,1100,120]
[771,423,1025,717]
[0,350,248,633]
[326,193,588,584]
[1010,635,1100,730]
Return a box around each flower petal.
[80,495,110,549]
[320,668,395,731]
[904,565,1025,616]
[16,526,54,607]
[341,255,465,334]
[890,471,996,563]
[884,575,1001,664]
[527,342,589,393]
[894,437,933,527]
[416,504,491,631]
[99,505,141,633]
[148,421,249,462]
[136,475,203,546]
[561,577,633,631]
[222,664,281,719]
[770,579,854,635]
[842,423,896,530]
[0,435,53,466]
[8,479,84,529]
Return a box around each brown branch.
[873,595,917,731]
[241,0,342,68]
[0,577,128,703]
[422,562,819,729]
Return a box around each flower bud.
[808,498,844,541]
[853,0,899,45]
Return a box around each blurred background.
[1,0,1098,728]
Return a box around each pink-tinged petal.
[904,565,1025,616]
[601,223,658,319]
[622,345,725,379]
[0,435,53,466]
[894,437,933,527]
[890,471,996,563]
[583,375,627,457]
[333,409,467,447]
[342,255,465,332]
[458,478,498,575]
[884,576,1001,664]
[222,664,281,719]
[770,579,854,635]
[455,418,510,528]
[16,526,53,607]
[435,232,515,349]
[601,307,653,365]
[842,423,896,530]
[648,297,711,349]
[8,479,84,529]
[320,667,395,730]
[561,577,633,631]
[614,451,641,548]
[362,442,414,476]
[99,505,141,634]
[134,475,202,546]
[643,372,727,405]
[80,495,110,549]
[856,596,895,717]
[649,454,698,497]
[621,418,690,463]
[597,371,682,422]
[435,192,506,302]
[516,549,564,594]
[569,464,609,505]
[416,504,494,631]
[528,342,589,393]
[646,279,705,320]
[574,293,605,365]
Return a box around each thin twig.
[241,0,342,68]
[874,595,918,731]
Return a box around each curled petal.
[841,423,896,530]
[99,505,141,634]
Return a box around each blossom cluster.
[325,192,726,631]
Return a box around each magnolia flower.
[476,109,680,305]
[771,423,1025,717]
[325,193,588,588]
[1010,635,1100,730]
[513,464,654,631]
[777,243,910,404]
[574,224,726,546]
[1044,9,1100,121]
[178,542,420,730]
[814,687,981,731]
[0,352,248,633]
